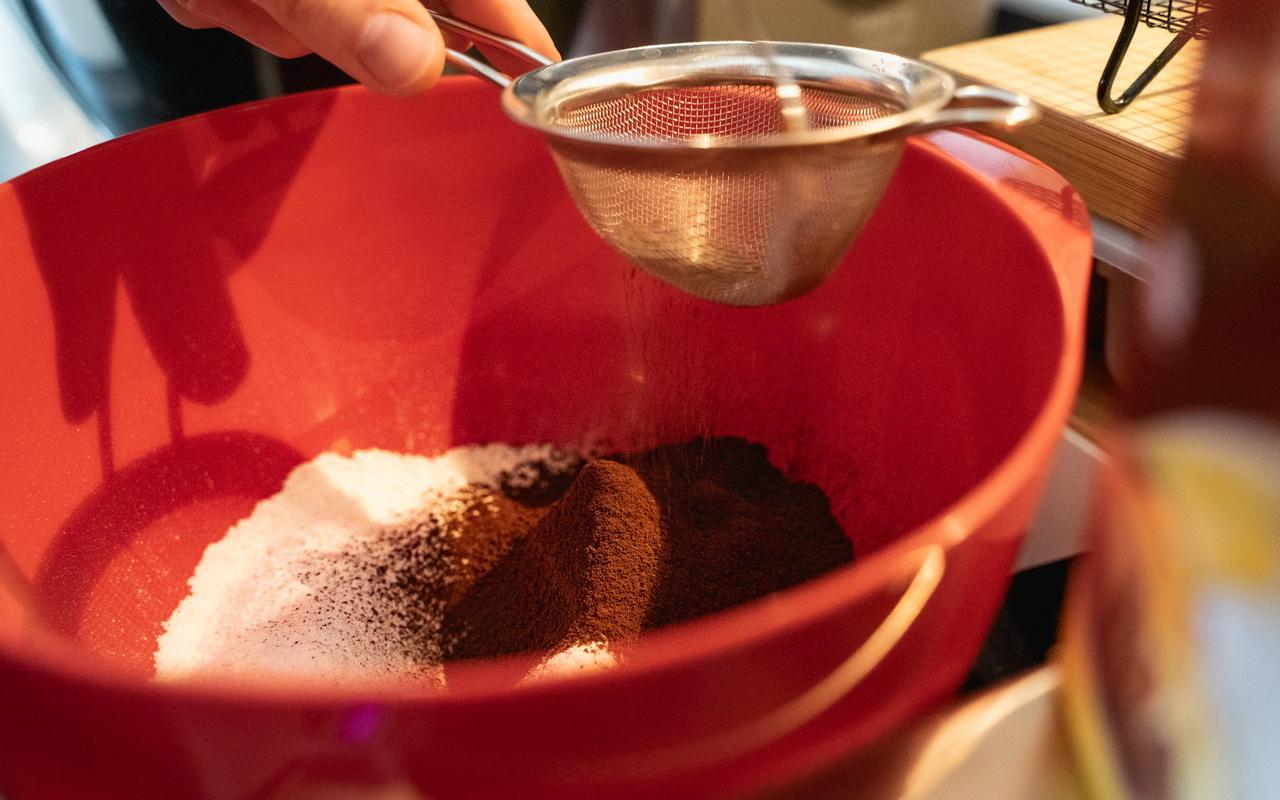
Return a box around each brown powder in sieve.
[442,438,853,664]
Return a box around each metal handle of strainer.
[428,10,553,88]
[895,85,1040,137]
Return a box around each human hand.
[155,0,559,96]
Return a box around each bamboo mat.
[925,16,1203,235]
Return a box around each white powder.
[522,641,619,684]
[154,444,586,686]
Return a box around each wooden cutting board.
[925,16,1204,235]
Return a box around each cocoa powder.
[442,438,853,664]
[630,438,854,628]
[445,460,663,660]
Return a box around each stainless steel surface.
[512,46,1036,305]
[429,9,553,88]
[429,12,1039,305]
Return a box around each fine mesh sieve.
[431,12,1038,306]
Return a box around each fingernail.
[358,13,435,92]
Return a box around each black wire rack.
[1068,0,1215,113]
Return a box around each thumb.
[250,0,447,95]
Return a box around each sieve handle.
[428,10,554,89]
[898,85,1040,136]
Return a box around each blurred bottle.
[1058,1,1280,799]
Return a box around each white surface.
[1016,428,1104,571]
[0,0,104,182]
[1092,215,1152,282]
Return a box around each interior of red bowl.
[0,80,1069,690]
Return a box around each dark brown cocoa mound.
[626,438,853,627]
[445,460,663,660]
[441,437,853,663]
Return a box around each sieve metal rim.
[499,40,959,153]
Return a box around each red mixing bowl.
[0,79,1090,799]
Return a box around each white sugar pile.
[154,444,591,686]
[522,642,618,684]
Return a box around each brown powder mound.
[445,460,663,660]
[430,488,548,608]
[441,437,853,664]
[627,438,853,627]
